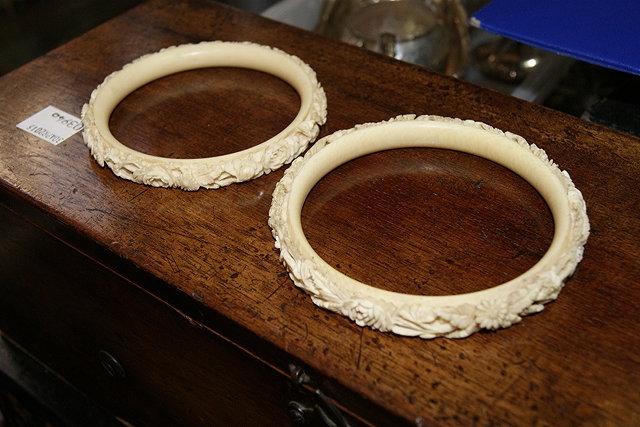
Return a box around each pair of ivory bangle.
[81,41,590,339]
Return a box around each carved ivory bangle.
[269,115,590,339]
[81,41,327,190]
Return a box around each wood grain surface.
[1,0,639,425]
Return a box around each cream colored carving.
[81,41,327,190]
[269,115,590,339]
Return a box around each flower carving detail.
[229,158,261,182]
[261,138,299,173]
[448,304,477,331]
[475,299,520,330]
[343,300,391,332]
[136,164,171,188]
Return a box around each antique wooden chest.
[1,0,638,425]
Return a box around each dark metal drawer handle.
[288,364,350,427]
[98,350,126,380]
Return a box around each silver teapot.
[316,0,469,75]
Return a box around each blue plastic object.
[471,0,640,75]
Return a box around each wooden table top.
[1,0,638,424]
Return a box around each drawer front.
[0,206,292,426]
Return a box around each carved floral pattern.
[343,299,391,332]
[268,115,590,339]
[475,298,519,330]
[82,41,327,190]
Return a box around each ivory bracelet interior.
[269,115,590,339]
[81,41,327,190]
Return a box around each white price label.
[16,105,83,146]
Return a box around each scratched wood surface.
[1,0,639,424]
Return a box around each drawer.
[0,205,351,426]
